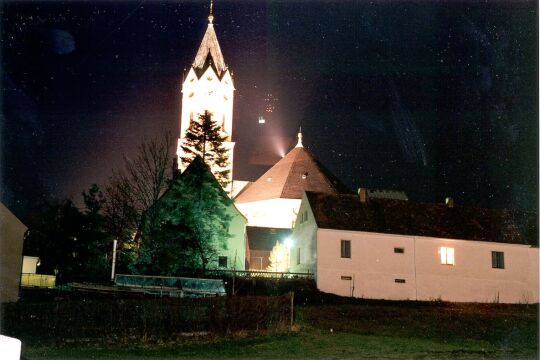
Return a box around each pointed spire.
[192,0,227,76]
[295,127,303,148]
[208,0,214,24]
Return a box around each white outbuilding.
[289,191,538,304]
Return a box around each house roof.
[246,226,292,251]
[306,192,538,246]
[180,156,246,221]
[235,136,349,203]
[192,21,227,77]
[148,157,246,224]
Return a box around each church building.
[177,6,235,193]
[175,7,353,270]
[235,131,350,229]
[234,132,351,270]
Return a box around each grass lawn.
[22,302,539,359]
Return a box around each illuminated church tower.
[177,3,235,191]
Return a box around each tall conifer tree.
[181,111,230,187]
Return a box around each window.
[440,247,455,265]
[492,251,505,269]
[341,276,352,280]
[218,256,227,268]
[341,240,351,258]
[394,247,404,254]
[299,210,308,224]
[395,279,406,283]
[297,248,301,265]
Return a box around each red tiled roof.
[235,146,349,203]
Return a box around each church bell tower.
[177,2,235,191]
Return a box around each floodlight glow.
[284,237,293,249]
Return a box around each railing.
[20,274,56,288]
[114,274,227,297]
[205,269,314,279]
[117,269,314,281]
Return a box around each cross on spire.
[296,127,303,148]
[208,0,214,24]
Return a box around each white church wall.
[180,67,234,141]
[236,198,302,229]
[177,66,235,184]
[231,180,250,199]
[305,226,538,304]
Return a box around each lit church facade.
[177,10,235,193]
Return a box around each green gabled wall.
[214,203,247,270]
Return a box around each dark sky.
[1,0,538,219]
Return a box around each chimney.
[445,197,454,208]
[358,188,368,203]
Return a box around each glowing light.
[267,241,289,272]
[284,237,293,249]
[258,116,265,124]
[440,247,455,265]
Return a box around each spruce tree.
[181,111,230,187]
[137,156,232,274]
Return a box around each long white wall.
[294,225,538,303]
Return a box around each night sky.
[1,0,538,219]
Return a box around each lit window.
[492,251,505,269]
[440,247,454,265]
[341,240,351,258]
[218,256,227,268]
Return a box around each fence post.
[289,291,294,330]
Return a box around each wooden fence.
[1,294,294,344]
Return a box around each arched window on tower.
[221,115,225,132]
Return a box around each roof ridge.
[312,155,340,192]
[279,147,301,198]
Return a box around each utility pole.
[111,239,118,282]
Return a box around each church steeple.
[177,1,236,194]
[192,0,226,76]
[295,127,303,148]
